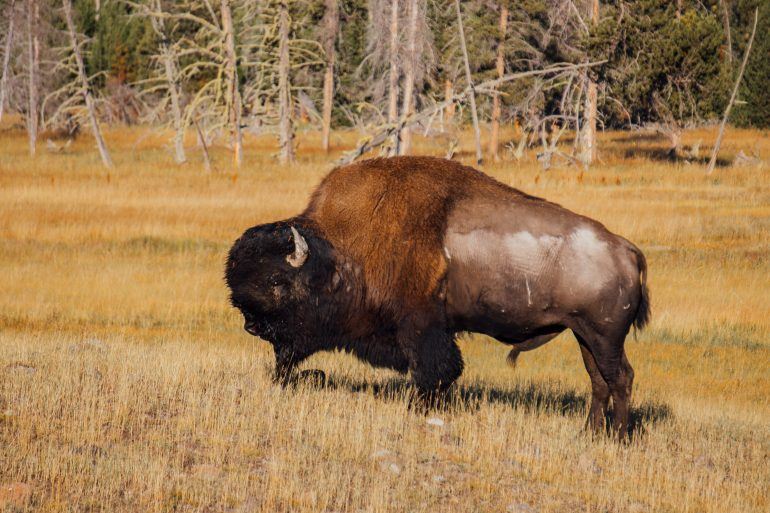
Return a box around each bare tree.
[26,0,39,156]
[0,0,16,125]
[399,0,419,154]
[277,1,295,163]
[454,0,482,164]
[707,7,758,175]
[62,0,113,168]
[489,3,508,162]
[444,78,454,127]
[720,0,733,66]
[387,0,400,154]
[321,0,338,152]
[337,61,602,166]
[221,0,243,168]
[143,0,187,164]
[579,0,599,166]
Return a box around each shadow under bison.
[291,371,672,440]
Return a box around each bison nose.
[244,321,259,336]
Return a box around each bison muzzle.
[226,156,650,438]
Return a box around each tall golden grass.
[0,117,768,512]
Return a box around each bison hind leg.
[571,321,634,440]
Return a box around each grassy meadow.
[0,118,768,512]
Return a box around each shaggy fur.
[226,156,650,438]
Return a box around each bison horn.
[287,226,309,267]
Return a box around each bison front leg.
[397,314,464,407]
[273,345,310,387]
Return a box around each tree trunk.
[151,0,186,164]
[444,79,454,127]
[321,0,338,153]
[720,0,733,66]
[193,117,212,172]
[707,7,758,175]
[387,0,400,155]
[579,0,599,166]
[26,0,38,156]
[221,0,242,168]
[0,0,15,125]
[278,1,295,163]
[454,0,482,165]
[399,0,419,155]
[489,4,508,162]
[676,0,682,19]
[63,0,113,168]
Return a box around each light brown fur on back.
[302,156,543,318]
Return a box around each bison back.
[302,157,536,319]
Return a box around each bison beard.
[225,156,650,439]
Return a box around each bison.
[226,156,649,438]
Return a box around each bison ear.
[286,226,309,267]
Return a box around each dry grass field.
[0,118,768,512]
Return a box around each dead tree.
[707,7,758,175]
[221,0,243,168]
[320,0,338,152]
[337,61,603,166]
[156,0,186,164]
[387,0,400,154]
[720,0,733,66]
[454,0,482,165]
[444,78,454,127]
[489,3,508,162]
[578,0,599,166]
[26,0,39,156]
[0,0,16,125]
[143,0,187,164]
[399,0,419,154]
[62,0,113,168]
[277,2,295,163]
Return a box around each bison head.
[225,223,318,342]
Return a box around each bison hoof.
[297,369,327,386]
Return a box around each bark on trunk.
[151,0,186,164]
[489,5,508,162]
[278,1,295,163]
[707,7,758,175]
[0,0,15,125]
[26,0,38,156]
[387,0,400,155]
[63,0,113,168]
[454,0,482,165]
[579,0,599,166]
[221,0,242,168]
[399,0,419,155]
[321,0,338,153]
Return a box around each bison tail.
[632,246,651,332]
